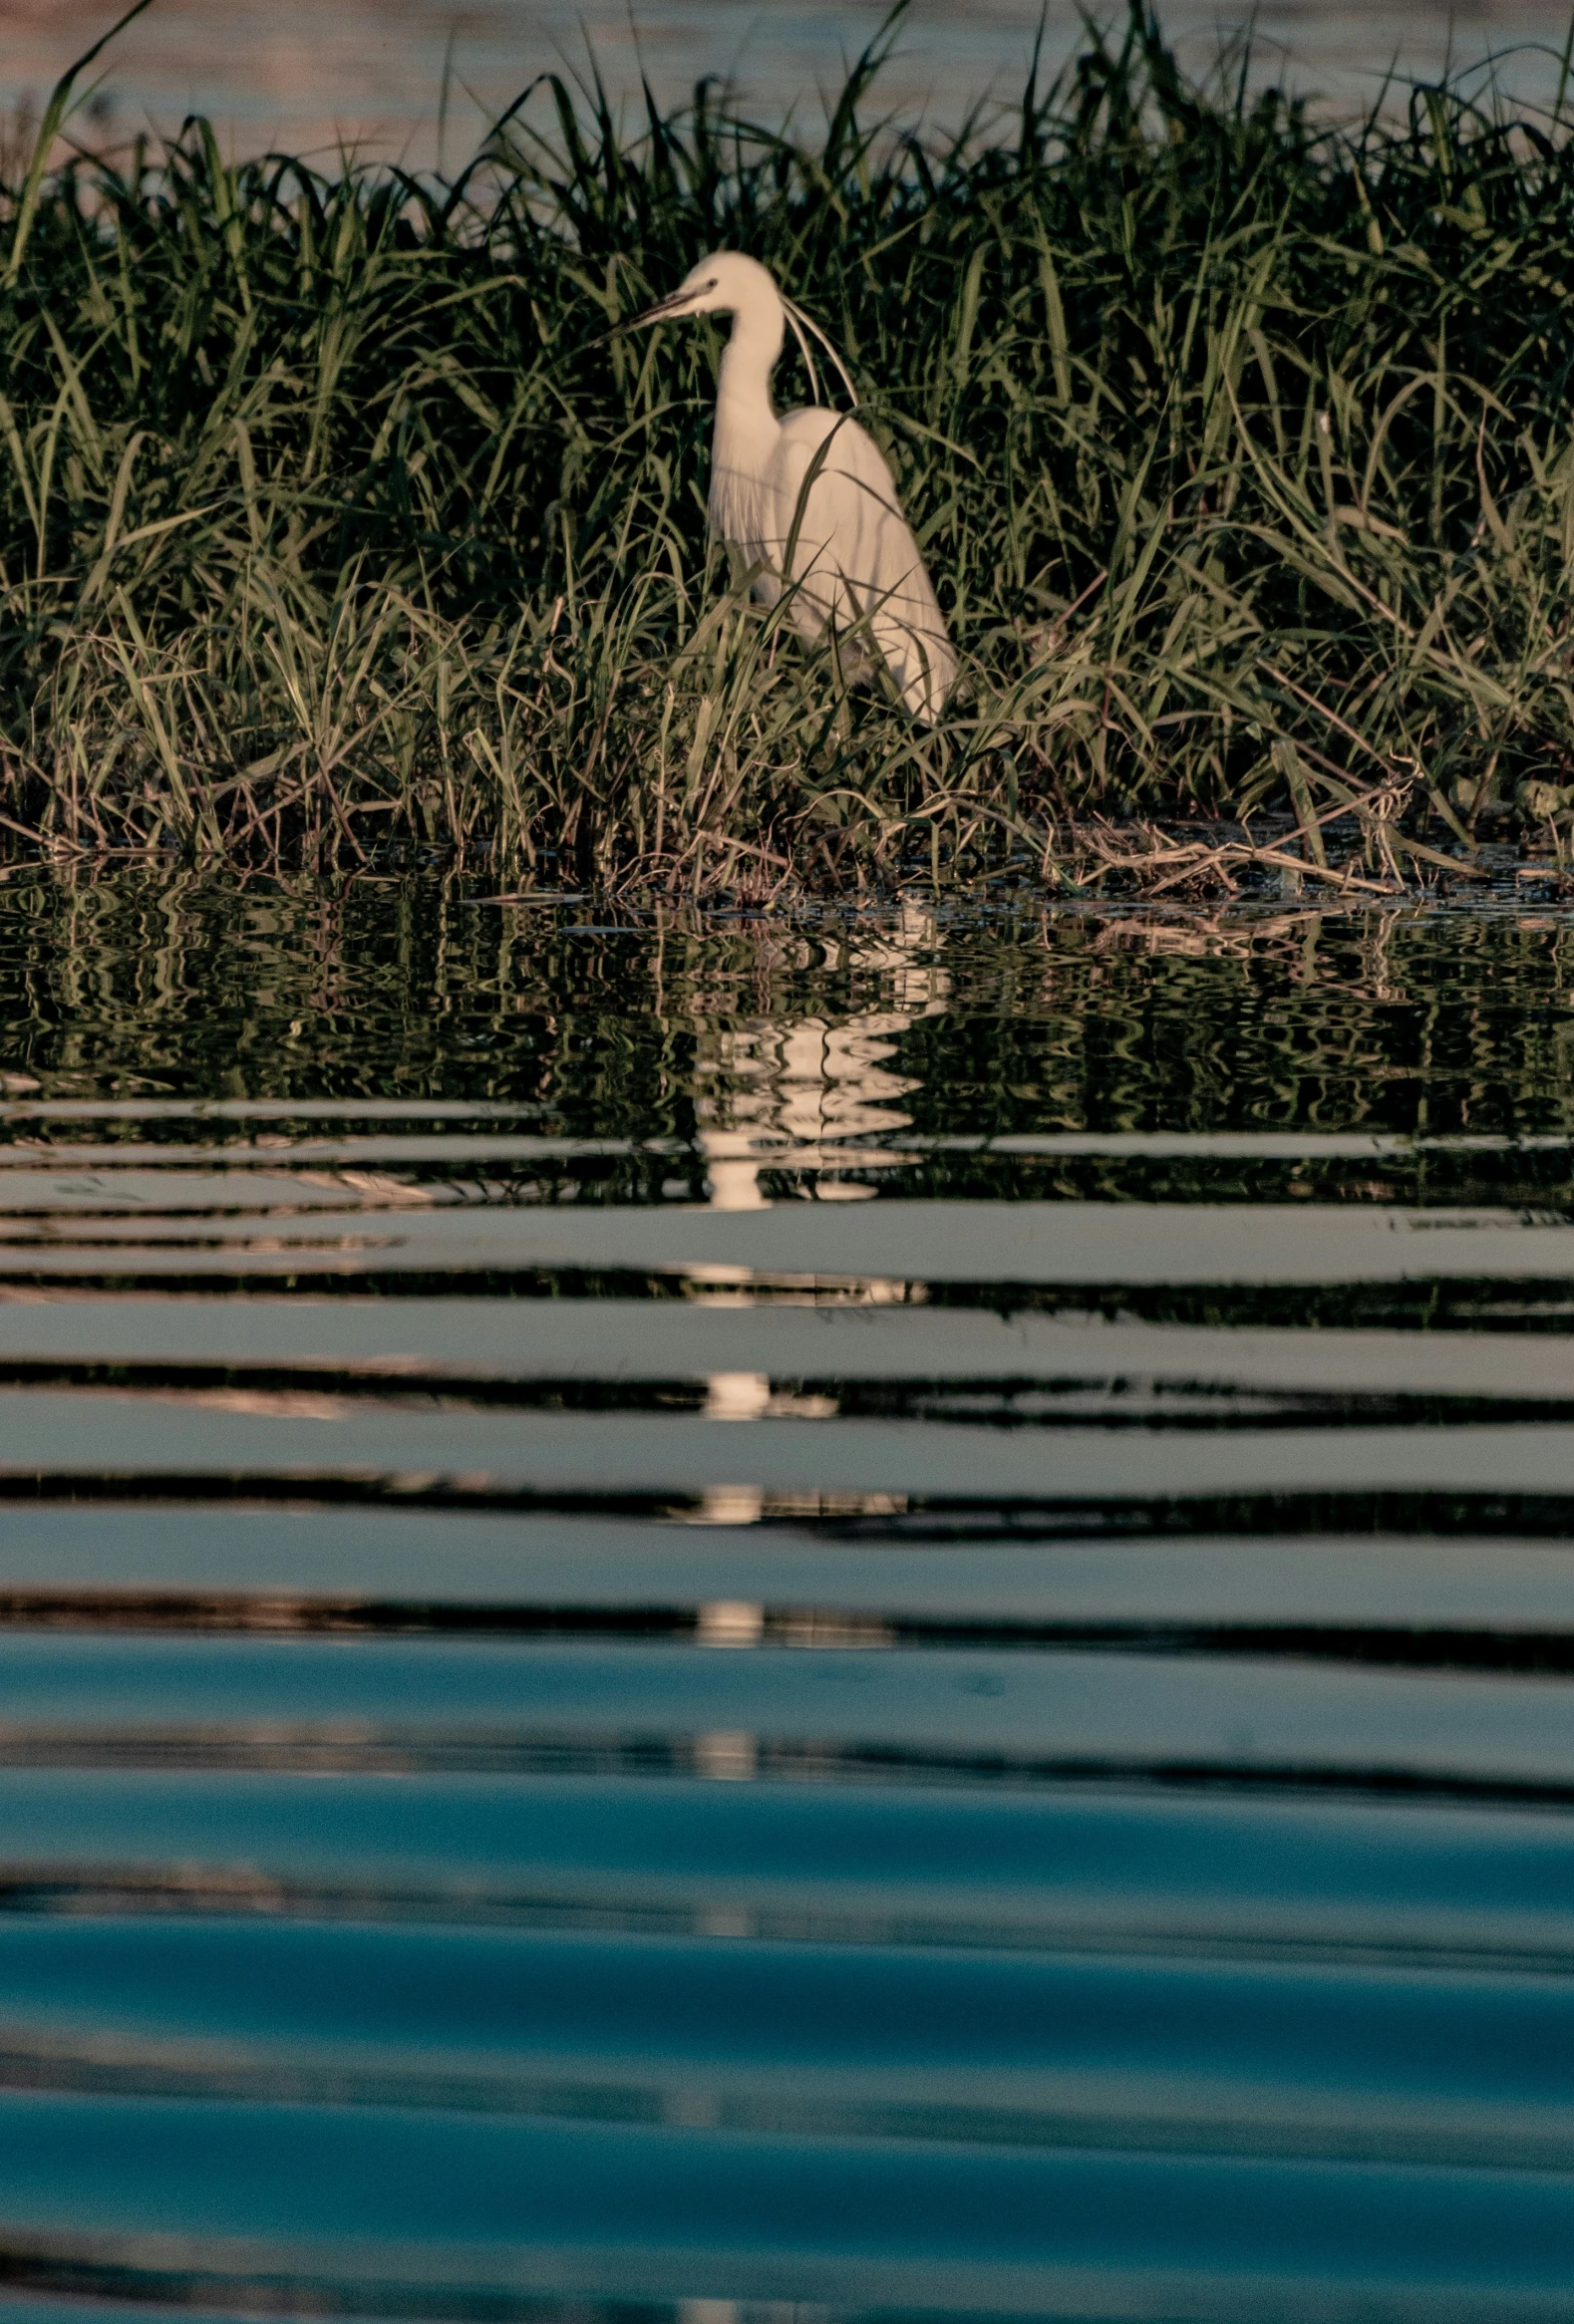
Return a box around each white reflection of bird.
[625,251,956,723]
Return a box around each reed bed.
[1,1,1574,888]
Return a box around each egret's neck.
[715,293,785,451]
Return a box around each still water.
[0,873,1572,2319]
[6,0,1574,164]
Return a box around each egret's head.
[624,251,779,330]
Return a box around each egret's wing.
[771,410,956,722]
[757,411,853,631]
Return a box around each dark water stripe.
[3,1123,1566,1150]
[0,2278,654,2324]
[9,1383,1574,1504]
[17,1148,1574,1217]
[6,1509,1574,1633]
[0,1918,1564,2106]
[17,1473,1574,1542]
[0,2271,1551,2324]
[15,1205,1574,1303]
[7,1357,1574,1433]
[11,1198,1574,1283]
[6,1732,1574,1809]
[0,1632,1566,1780]
[0,1104,554,1123]
[1,1591,1573,1674]
[0,1138,694,1166]
[7,1867,1571,1977]
[0,1136,660,1162]
[0,1156,910,1199]
[0,2095,1571,2317]
[0,1176,467,1219]
[0,1923,1569,2174]
[0,2040,1563,2174]
[18,1151,1574,1208]
[2,1299,1574,1400]
[0,1772,1562,1952]
[7,1264,1574,1341]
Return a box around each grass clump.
[4,2,1574,885]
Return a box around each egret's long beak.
[618,288,698,333]
[583,287,696,358]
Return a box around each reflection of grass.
[7,859,1574,1151]
[4,6,1574,883]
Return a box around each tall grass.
[3,2,1574,885]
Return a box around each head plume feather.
[781,293,859,409]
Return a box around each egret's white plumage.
[628,251,955,722]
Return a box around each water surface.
[0,873,1572,2320]
[5,0,1574,163]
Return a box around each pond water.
[0,870,1573,2320]
[6,0,1574,167]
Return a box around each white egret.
[625,251,956,723]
